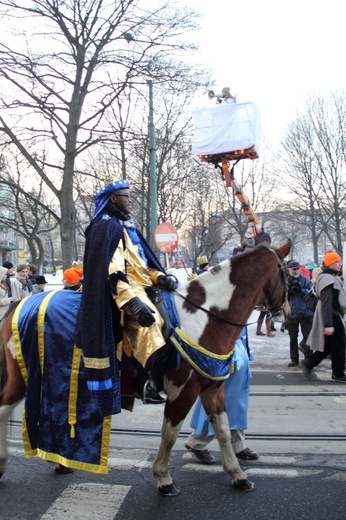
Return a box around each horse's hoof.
[158,482,181,497]
[55,464,75,475]
[233,479,255,492]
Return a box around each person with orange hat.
[303,252,346,382]
[62,266,83,291]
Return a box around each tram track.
[8,418,346,441]
[8,389,346,443]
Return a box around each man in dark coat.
[76,179,177,416]
[285,260,314,367]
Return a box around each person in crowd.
[11,264,33,300]
[2,261,14,297]
[75,179,177,415]
[0,266,17,320]
[62,267,84,291]
[300,263,311,279]
[311,265,322,284]
[221,86,236,104]
[185,328,259,464]
[285,260,314,367]
[27,263,39,285]
[306,259,316,279]
[32,275,48,294]
[197,256,209,275]
[256,310,275,337]
[303,252,346,383]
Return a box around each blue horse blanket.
[13,290,111,474]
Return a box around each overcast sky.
[183,0,345,143]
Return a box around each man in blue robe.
[76,179,177,416]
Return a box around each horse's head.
[230,239,291,322]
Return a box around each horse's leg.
[0,402,17,477]
[200,385,254,492]
[0,329,26,478]
[152,367,200,497]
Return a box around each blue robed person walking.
[185,327,259,464]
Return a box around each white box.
[192,102,261,157]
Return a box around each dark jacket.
[287,273,314,319]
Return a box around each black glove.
[157,274,178,291]
[126,297,156,327]
[288,282,301,295]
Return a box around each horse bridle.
[258,250,288,318]
[174,250,288,328]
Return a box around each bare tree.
[0,0,203,267]
[279,92,346,259]
[0,157,59,268]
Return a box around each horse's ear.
[275,239,291,261]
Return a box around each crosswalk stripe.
[108,457,152,469]
[40,483,130,520]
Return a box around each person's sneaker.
[236,448,259,461]
[288,361,299,367]
[331,375,346,383]
[143,382,166,404]
[185,444,216,464]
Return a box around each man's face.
[18,268,28,278]
[110,188,131,215]
[289,267,300,279]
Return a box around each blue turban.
[93,179,130,218]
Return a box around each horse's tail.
[0,301,20,392]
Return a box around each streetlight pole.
[147,80,158,251]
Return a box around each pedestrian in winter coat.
[285,260,314,367]
[304,252,346,383]
[2,261,14,297]
[0,266,17,320]
[11,264,33,300]
[32,275,48,294]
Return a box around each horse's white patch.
[175,260,235,344]
[164,370,194,402]
[6,335,16,359]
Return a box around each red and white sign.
[154,222,178,253]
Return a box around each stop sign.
[154,222,178,253]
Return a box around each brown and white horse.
[0,240,290,495]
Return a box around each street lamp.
[147,79,158,251]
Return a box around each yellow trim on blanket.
[37,291,59,374]
[22,411,34,454]
[23,415,111,474]
[83,356,110,369]
[68,345,82,438]
[175,327,234,359]
[12,297,30,383]
[27,426,111,474]
[170,335,231,381]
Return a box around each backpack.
[303,286,318,312]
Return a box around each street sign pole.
[147,80,158,251]
[154,223,179,270]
